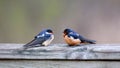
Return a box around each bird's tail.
[85,39,96,44]
[23,38,37,49]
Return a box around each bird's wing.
[68,33,79,39]
[68,32,96,44]
[23,36,48,49]
[79,35,96,44]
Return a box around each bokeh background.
[0,0,120,44]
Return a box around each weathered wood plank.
[0,60,120,68]
[0,43,120,59]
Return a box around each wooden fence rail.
[0,43,120,68]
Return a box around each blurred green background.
[0,0,120,44]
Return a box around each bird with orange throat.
[63,28,96,46]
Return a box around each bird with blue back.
[23,29,54,49]
[63,28,96,46]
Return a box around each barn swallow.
[63,28,96,46]
[23,29,54,49]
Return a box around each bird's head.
[46,29,53,34]
[63,28,73,37]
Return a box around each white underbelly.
[42,35,54,46]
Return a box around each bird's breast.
[64,35,81,46]
[42,35,54,46]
